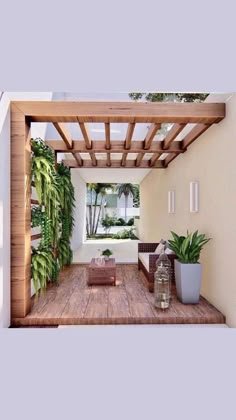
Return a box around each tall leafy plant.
[31,246,59,293]
[31,138,60,246]
[168,231,211,263]
[56,163,75,268]
[31,139,75,291]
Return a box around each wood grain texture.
[46,140,184,153]
[53,122,72,148]
[144,123,161,149]
[164,123,211,167]
[125,123,135,149]
[182,123,210,148]
[77,120,92,148]
[163,123,186,149]
[12,101,226,123]
[71,152,83,166]
[149,153,162,167]
[62,159,165,169]
[11,264,225,326]
[11,104,31,318]
[105,122,111,149]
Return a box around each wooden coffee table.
[87,258,116,286]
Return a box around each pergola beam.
[46,140,184,154]
[53,122,72,149]
[63,159,165,169]
[13,101,226,123]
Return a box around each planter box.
[174,260,202,304]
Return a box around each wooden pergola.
[10,100,225,320]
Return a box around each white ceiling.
[71,168,151,184]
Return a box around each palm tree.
[116,183,136,222]
[87,183,114,236]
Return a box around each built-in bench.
[138,242,177,292]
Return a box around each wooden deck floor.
[12,264,225,326]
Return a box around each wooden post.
[11,104,31,318]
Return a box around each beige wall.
[140,94,236,327]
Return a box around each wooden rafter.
[77,120,97,166]
[182,123,210,148]
[121,123,135,166]
[31,233,42,241]
[125,123,135,149]
[135,122,161,166]
[53,122,72,149]
[77,120,92,149]
[72,152,83,167]
[149,153,162,167]
[121,152,128,167]
[135,152,145,167]
[164,123,211,167]
[63,159,165,169]
[106,151,111,167]
[105,122,111,149]
[144,123,161,149]
[163,123,186,149]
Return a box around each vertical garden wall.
[31,138,75,293]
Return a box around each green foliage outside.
[112,227,138,240]
[129,92,208,103]
[100,214,116,234]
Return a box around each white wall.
[0,103,10,327]
[139,93,236,326]
[73,239,139,264]
[0,92,53,327]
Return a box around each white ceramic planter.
[174,260,202,304]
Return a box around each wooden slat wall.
[11,104,31,318]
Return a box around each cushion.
[165,247,175,255]
[138,253,150,271]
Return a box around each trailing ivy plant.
[31,140,75,291]
[31,246,59,293]
[56,163,75,268]
[31,138,60,246]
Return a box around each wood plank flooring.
[11,264,225,326]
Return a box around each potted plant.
[168,230,211,304]
[101,249,113,261]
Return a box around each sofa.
[138,242,177,292]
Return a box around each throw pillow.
[154,242,165,254]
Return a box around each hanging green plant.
[58,238,73,269]
[31,140,75,292]
[31,246,59,293]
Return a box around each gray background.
[1,0,236,419]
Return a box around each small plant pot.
[174,260,202,304]
[104,256,110,261]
